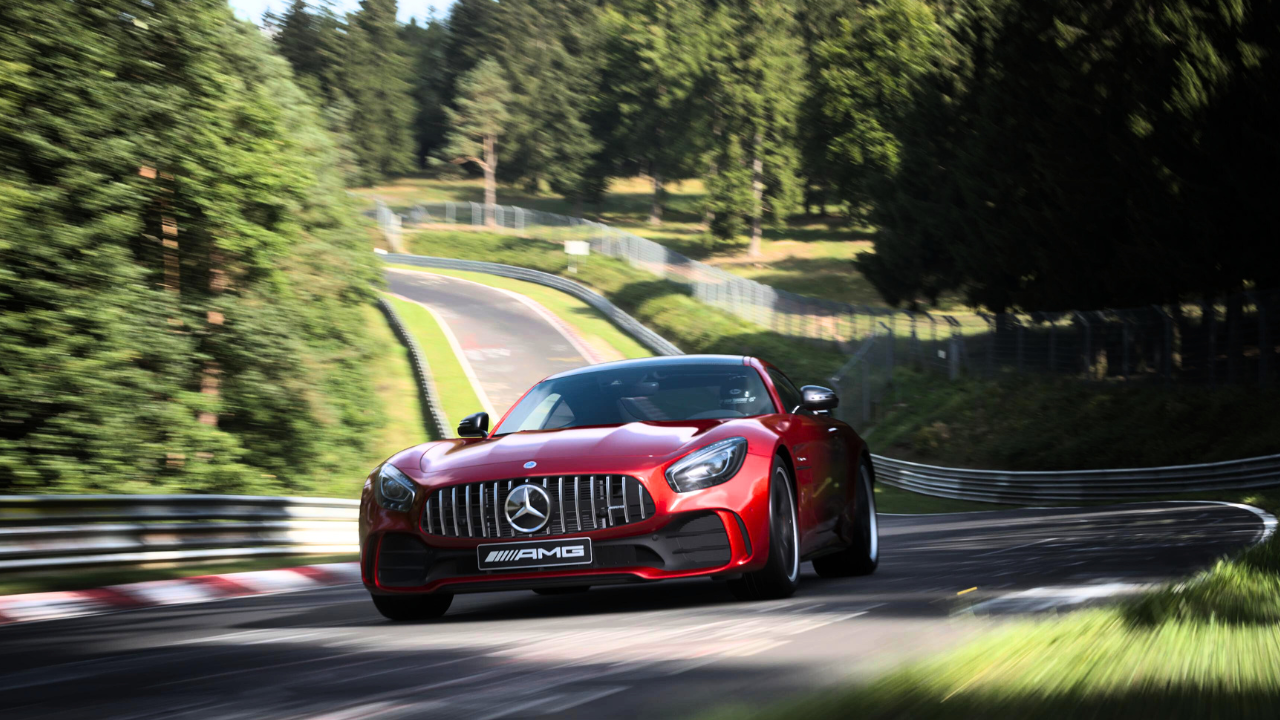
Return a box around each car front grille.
[421,475,656,539]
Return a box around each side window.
[766,369,804,414]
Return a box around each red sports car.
[360,354,879,620]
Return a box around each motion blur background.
[4,0,1280,717]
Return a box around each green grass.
[715,610,1280,720]
[0,553,357,597]
[365,304,429,455]
[388,265,652,362]
[384,294,484,433]
[865,368,1280,471]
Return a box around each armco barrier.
[378,296,450,439]
[384,253,682,357]
[384,254,1280,506]
[872,453,1280,505]
[0,495,358,572]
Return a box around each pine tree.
[703,0,805,254]
[343,0,416,183]
[443,58,513,222]
[401,16,450,168]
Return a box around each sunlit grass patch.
[384,295,484,434]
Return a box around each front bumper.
[359,454,774,595]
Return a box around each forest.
[3,0,1278,493]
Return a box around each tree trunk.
[648,169,663,225]
[703,155,718,230]
[483,132,497,227]
[749,133,764,258]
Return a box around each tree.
[702,0,806,255]
[488,0,602,201]
[443,58,512,221]
[598,0,712,225]
[342,0,416,183]
[400,16,450,168]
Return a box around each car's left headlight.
[665,437,748,493]
[374,463,418,512]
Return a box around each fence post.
[445,201,455,223]
[514,207,524,233]
[470,201,481,227]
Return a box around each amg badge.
[476,537,593,571]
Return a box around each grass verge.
[384,294,483,433]
[868,367,1280,471]
[0,553,357,597]
[388,265,652,362]
[365,303,429,454]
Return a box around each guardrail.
[378,296,450,439]
[0,495,359,572]
[384,253,682,357]
[871,454,1280,505]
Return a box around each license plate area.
[477,537,593,571]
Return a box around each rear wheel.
[728,457,800,601]
[812,458,879,578]
[533,586,589,595]
[371,592,453,621]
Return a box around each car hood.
[419,421,730,476]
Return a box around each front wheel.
[812,458,879,578]
[728,457,800,601]
[371,592,453,621]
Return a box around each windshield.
[493,362,776,435]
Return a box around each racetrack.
[0,267,1271,719]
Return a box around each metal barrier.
[872,454,1280,505]
[384,253,683,357]
[0,495,358,572]
[378,296,451,438]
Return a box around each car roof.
[544,354,750,381]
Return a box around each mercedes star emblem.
[505,484,551,533]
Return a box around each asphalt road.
[0,267,1268,718]
[385,268,590,416]
[0,502,1266,720]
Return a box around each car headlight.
[374,463,418,512]
[665,437,748,493]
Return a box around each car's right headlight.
[665,437,748,493]
[374,463,418,513]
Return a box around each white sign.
[564,241,591,256]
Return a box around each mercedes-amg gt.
[360,354,878,620]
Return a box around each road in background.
[0,268,1270,719]
[385,268,589,416]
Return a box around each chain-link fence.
[379,199,1280,399]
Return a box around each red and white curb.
[0,562,360,626]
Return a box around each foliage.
[442,58,513,167]
[0,0,381,494]
[342,0,417,183]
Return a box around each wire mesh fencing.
[383,200,1280,393]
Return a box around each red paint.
[362,356,869,596]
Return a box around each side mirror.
[457,412,489,438]
[800,385,838,413]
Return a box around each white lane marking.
[1165,500,1277,545]
[968,582,1149,615]
[385,291,497,418]
[386,267,605,365]
[973,537,1056,557]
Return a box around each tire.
[371,592,453,621]
[728,456,801,601]
[812,458,879,578]
[533,586,589,595]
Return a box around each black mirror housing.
[457,412,489,438]
[800,385,838,412]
